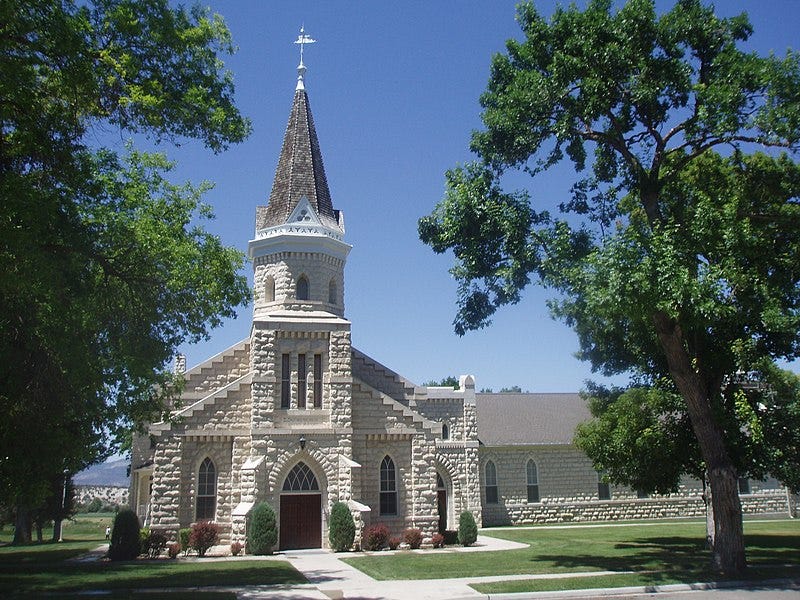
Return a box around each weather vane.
[294,26,316,67]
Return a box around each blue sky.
[142,1,799,392]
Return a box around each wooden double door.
[279,494,322,550]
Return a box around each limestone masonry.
[130,60,796,551]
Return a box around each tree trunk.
[52,518,63,542]
[654,312,746,575]
[35,521,43,543]
[12,506,31,545]
[702,476,714,549]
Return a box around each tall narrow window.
[297,354,307,408]
[738,477,750,494]
[313,354,322,408]
[196,458,216,520]
[264,275,275,303]
[296,275,309,301]
[597,472,611,500]
[281,353,290,408]
[485,460,498,504]
[328,279,337,304]
[380,456,397,515]
[442,423,449,440]
[526,459,540,502]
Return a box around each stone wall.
[480,444,792,526]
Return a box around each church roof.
[257,87,340,231]
[475,392,590,446]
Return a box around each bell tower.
[247,31,353,440]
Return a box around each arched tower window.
[264,275,275,303]
[296,275,309,301]
[328,279,337,304]
[283,462,319,491]
[196,457,216,520]
[526,459,540,502]
[484,460,498,504]
[379,456,397,515]
[442,423,449,440]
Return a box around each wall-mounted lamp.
[299,435,306,450]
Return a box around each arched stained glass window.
[196,457,216,520]
[283,462,319,491]
[380,456,397,515]
[484,460,498,504]
[526,459,540,503]
[296,275,309,301]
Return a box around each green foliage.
[328,501,356,552]
[189,521,220,557]
[179,528,191,556]
[457,511,478,547]
[84,498,103,514]
[0,0,250,515]
[247,502,277,555]
[420,0,800,573]
[422,376,459,389]
[141,530,167,559]
[108,508,140,561]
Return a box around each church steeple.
[256,30,341,232]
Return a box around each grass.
[0,515,306,597]
[342,519,800,591]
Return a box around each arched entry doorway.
[280,462,322,550]
[437,473,448,533]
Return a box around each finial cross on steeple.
[294,26,316,91]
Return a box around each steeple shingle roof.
[256,88,340,231]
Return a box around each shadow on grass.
[0,558,306,595]
[531,533,800,586]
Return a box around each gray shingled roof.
[257,89,340,231]
[475,393,591,446]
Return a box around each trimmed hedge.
[328,502,356,552]
[189,520,220,557]
[248,502,277,555]
[458,511,478,546]
[108,508,141,561]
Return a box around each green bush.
[142,530,168,558]
[108,508,141,561]
[247,502,277,555]
[85,498,103,513]
[179,528,191,555]
[328,502,355,552]
[457,511,477,546]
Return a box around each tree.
[108,508,141,561]
[419,0,800,575]
[248,502,277,555]
[328,501,356,552]
[422,376,459,389]
[457,510,478,546]
[0,0,251,543]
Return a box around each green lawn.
[0,515,306,597]
[342,519,800,591]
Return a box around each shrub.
[443,529,459,546]
[230,541,243,556]
[167,542,181,559]
[328,502,356,552]
[108,508,141,561]
[179,528,191,555]
[403,528,423,550]
[143,530,168,559]
[139,527,150,556]
[189,521,220,557]
[247,502,277,555]
[85,498,103,513]
[431,533,444,548]
[363,523,389,551]
[458,511,478,546]
[387,536,401,550]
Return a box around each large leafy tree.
[0,0,251,542]
[419,0,800,574]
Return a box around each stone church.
[130,56,795,551]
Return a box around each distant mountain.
[73,457,129,487]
